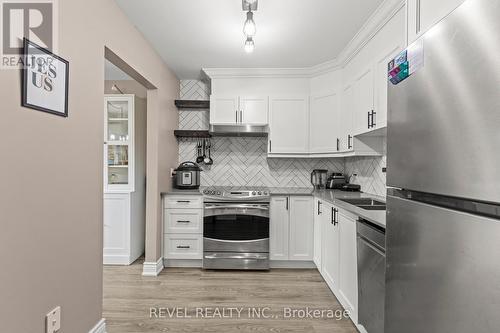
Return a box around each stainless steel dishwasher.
[357,219,386,333]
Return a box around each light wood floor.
[103,259,358,333]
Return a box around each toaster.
[326,173,347,189]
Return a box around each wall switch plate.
[46,306,61,333]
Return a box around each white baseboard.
[89,318,106,333]
[103,254,132,265]
[164,259,202,268]
[142,257,164,276]
[270,260,316,269]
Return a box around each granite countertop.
[268,187,315,195]
[161,188,202,195]
[313,190,386,228]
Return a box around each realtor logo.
[1,0,57,69]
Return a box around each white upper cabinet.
[210,95,268,125]
[352,68,374,136]
[373,14,406,130]
[341,6,406,137]
[210,95,239,124]
[309,91,339,154]
[104,95,135,193]
[339,84,354,152]
[407,0,466,44]
[269,96,310,154]
[240,96,269,125]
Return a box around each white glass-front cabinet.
[104,95,134,192]
[103,94,146,266]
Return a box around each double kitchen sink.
[339,198,386,210]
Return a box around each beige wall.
[104,79,147,99]
[0,0,179,332]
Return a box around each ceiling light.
[243,10,256,37]
[244,37,255,53]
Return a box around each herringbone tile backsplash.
[178,80,387,195]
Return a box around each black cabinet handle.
[176,245,191,249]
[368,111,371,129]
[177,220,190,223]
[317,201,322,215]
[371,110,376,128]
[348,135,353,149]
[331,208,338,225]
[337,138,340,151]
[286,197,289,210]
[236,110,238,123]
[177,200,190,203]
[269,140,272,152]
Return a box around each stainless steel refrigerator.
[385,0,500,332]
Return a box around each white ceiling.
[115,0,385,79]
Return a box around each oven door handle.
[204,204,269,211]
[204,254,268,260]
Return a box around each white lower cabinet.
[337,209,359,324]
[321,202,340,293]
[270,196,313,261]
[163,234,203,260]
[270,196,289,260]
[103,192,145,265]
[313,198,323,270]
[163,194,203,261]
[289,196,314,260]
[314,201,359,325]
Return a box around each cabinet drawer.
[164,209,202,234]
[164,234,202,259]
[164,195,203,209]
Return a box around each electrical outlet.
[46,306,61,333]
[170,168,175,177]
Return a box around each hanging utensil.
[203,138,210,164]
[196,139,204,164]
[205,139,213,165]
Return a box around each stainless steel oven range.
[202,187,270,270]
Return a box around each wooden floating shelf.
[174,100,210,110]
[174,130,211,138]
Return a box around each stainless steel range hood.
[209,124,268,137]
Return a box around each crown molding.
[203,0,405,80]
[202,67,314,79]
[336,0,406,67]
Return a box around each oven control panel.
[203,187,270,202]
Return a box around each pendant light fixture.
[244,37,255,53]
[243,10,256,37]
[242,0,258,52]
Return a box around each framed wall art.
[22,38,69,117]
